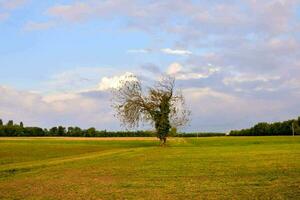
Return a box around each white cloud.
[167,63,182,75]
[127,49,151,54]
[98,72,137,91]
[45,67,116,93]
[223,74,281,85]
[183,86,299,131]
[0,85,116,129]
[43,93,80,103]
[127,48,192,56]
[161,48,192,56]
[1,66,299,132]
[167,62,220,80]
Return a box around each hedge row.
[230,117,300,136]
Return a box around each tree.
[0,119,3,126]
[113,75,190,145]
[49,127,58,136]
[86,127,96,137]
[57,126,66,136]
[7,120,13,126]
[253,122,270,136]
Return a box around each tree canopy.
[112,75,190,144]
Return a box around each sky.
[0,0,300,132]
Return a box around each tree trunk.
[163,137,167,145]
[159,137,167,146]
[159,138,164,146]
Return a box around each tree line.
[0,119,224,137]
[0,119,157,137]
[2,117,299,137]
[230,117,300,136]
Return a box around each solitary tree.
[112,75,190,145]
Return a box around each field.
[0,137,299,199]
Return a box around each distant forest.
[230,117,300,136]
[0,117,299,137]
[0,119,223,137]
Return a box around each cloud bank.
[1,64,299,132]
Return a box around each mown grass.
[0,136,299,199]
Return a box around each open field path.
[0,147,152,177]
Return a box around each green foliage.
[151,95,171,142]
[85,127,96,137]
[0,118,225,138]
[7,120,13,126]
[49,127,58,136]
[0,119,157,137]
[230,117,300,136]
[58,126,66,136]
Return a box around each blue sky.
[0,0,300,132]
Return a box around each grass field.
[0,137,299,199]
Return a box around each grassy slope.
[0,137,299,200]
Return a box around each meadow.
[0,136,299,199]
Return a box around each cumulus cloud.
[0,85,116,129]
[167,63,182,75]
[183,86,299,131]
[45,67,116,93]
[222,73,282,93]
[98,72,137,91]
[167,62,220,80]
[1,67,300,131]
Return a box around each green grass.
[0,137,299,199]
